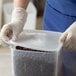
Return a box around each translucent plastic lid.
[10,30,62,52]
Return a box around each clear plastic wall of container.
[10,30,62,76]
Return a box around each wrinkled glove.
[60,22,76,50]
[0,7,27,46]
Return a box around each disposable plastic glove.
[60,22,76,50]
[0,7,27,45]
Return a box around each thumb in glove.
[59,22,76,50]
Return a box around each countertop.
[0,46,12,76]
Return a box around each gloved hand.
[60,22,76,50]
[0,7,27,45]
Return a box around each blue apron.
[43,0,76,76]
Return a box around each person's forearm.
[14,0,30,9]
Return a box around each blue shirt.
[43,0,76,32]
[47,0,76,16]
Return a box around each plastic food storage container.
[10,30,62,76]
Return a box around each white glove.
[60,22,76,50]
[0,7,27,45]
